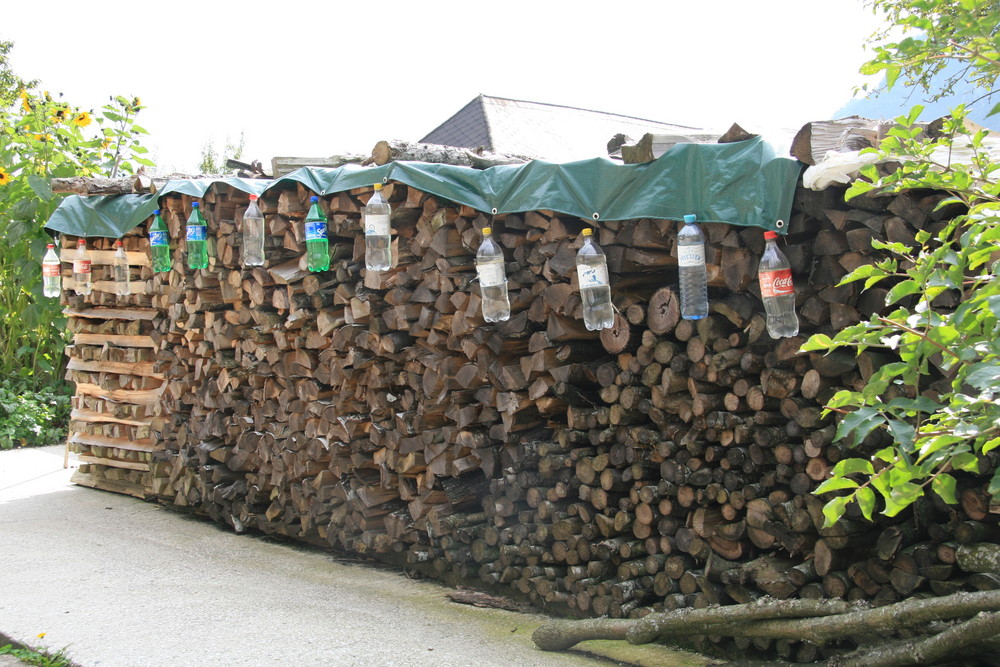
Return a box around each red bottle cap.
[764,231,778,240]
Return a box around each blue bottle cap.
[684,214,696,223]
[153,209,160,215]
[192,202,199,208]
[310,196,318,202]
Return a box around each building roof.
[420,94,709,162]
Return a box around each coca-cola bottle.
[758,231,798,338]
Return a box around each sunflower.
[18,91,32,113]
[0,168,11,186]
[51,107,67,124]
[72,111,92,128]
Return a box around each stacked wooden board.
[60,173,1000,662]
[59,232,165,498]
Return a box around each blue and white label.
[149,231,168,246]
[186,225,206,241]
[677,244,705,267]
[365,214,390,236]
[305,221,328,241]
[577,263,609,289]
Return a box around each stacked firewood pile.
[63,171,1000,662]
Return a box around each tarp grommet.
[592,212,600,221]
[775,219,785,229]
[491,208,498,215]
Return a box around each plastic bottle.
[475,227,510,322]
[113,239,130,296]
[576,228,614,331]
[242,194,265,267]
[186,201,208,270]
[364,183,392,271]
[42,244,61,298]
[758,230,799,338]
[304,196,330,272]
[149,209,171,273]
[73,239,92,296]
[677,214,708,320]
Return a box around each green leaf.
[836,407,884,448]
[856,486,876,520]
[951,452,980,473]
[964,363,1000,391]
[832,458,876,476]
[886,280,922,305]
[27,175,52,201]
[814,477,860,494]
[821,496,851,528]
[989,469,1000,496]
[885,65,902,90]
[800,334,834,352]
[931,474,958,505]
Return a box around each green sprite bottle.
[186,201,208,270]
[305,196,329,272]
[149,208,171,273]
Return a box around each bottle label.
[760,269,795,298]
[186,225,206,241]
[577,263,609,289]
[305,222,328,241]
[73,260,91,275]
[678,244,705,267]
[149,231,169,247]
[365,214,391,236]
[477,262,506,287]
[43,263,61,277]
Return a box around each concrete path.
[0,446,709,667]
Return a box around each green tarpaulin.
[45,137,802,238]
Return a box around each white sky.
[3,0,885,174]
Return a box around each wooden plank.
[63,307,158,321]
[63,278,150,295]
[70,408,152,427]
[70,470,149,499]
[59,248,150,267]
[77,454,150,471]
[74,382,164,406]
[69,431,158,452]
[67,358,163,379]
[73,333,156,348]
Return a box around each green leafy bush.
[0,378,71,448]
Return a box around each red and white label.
[73,260,92,275]
[760,269,794,298]
[43,263,61,277]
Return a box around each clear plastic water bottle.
[677,214,708,320]
[576,228,614,331]
[758,230,799,338]
[364,183,392,271]
[242,194,265,267]
[42,243,61,298]
[113,239,130,296]
[149,209,171,273]
[186,201,208,270]
[73,239,92,296]
[476,227,510,322]
[305,196,330,272]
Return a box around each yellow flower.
[32,133,54,143]
[19,91,32,113]
[36,633,46,639]
[72,111,92,128]
[0,168,11,186]
[51,107,68,124]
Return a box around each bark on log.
[369,140,530,169]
